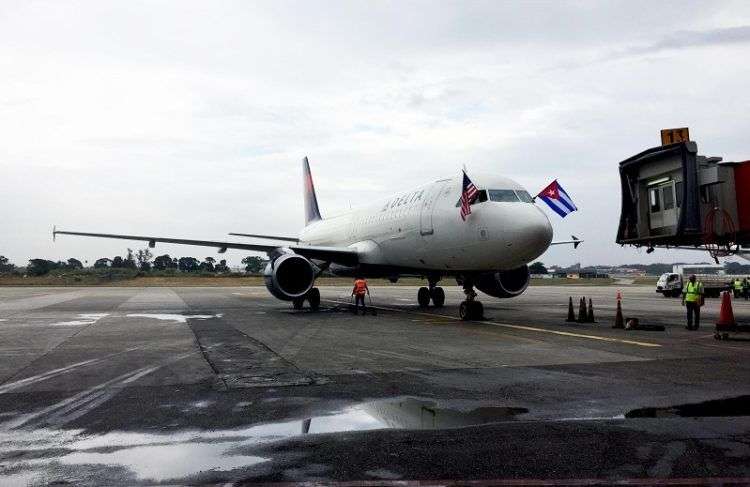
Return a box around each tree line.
[0,251,266,277]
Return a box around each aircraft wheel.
[417,287,431,307]
[307,287,320,311]
[430,287,445,307]
[292,297,304,310]
[459,301,470,320]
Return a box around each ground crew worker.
[351,276,370,315]
[681,274,704,330]
[734,278,743,298]
[743,278,750,301]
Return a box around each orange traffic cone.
[716,291,737,330]
[613,300,624,328]
[566,297,576,322]
[577,297,588,323]
[587,298,596,323]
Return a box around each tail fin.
[303,157,322,225]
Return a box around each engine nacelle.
[263,253,315,301]
[476,265,530,298]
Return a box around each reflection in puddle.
[60,443,267,481]
[626,395,750,418]
[1,397,526,483]
[365,398,528,429]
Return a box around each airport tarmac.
[1,284,750,485]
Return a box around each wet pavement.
[1,285,750,485]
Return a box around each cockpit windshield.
[456,189,535,206]
[488,189,519,202]
[488,189,534,203]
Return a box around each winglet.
[52,225,57,242]
[572,235,581,249]
[303,157,322,225]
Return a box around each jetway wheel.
[417,287,431,307]
[307,288,320,311]
[430,287,445,307]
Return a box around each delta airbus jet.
[54,158,580,320]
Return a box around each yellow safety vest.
[734,280,743,290]
[684,281,703,302]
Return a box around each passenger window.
[515,190,534,203]
[649,188,661,213]
[488,189,520,202]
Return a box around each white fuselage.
[298,173,553,273]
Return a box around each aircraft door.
[420,180,448,235]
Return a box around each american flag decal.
[460,170,478,221]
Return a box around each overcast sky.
[2,0,750,268]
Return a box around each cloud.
[616,25,750,58]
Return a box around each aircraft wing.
[550,235,582,249]
[289,245,358,266]
[228,232,299,242]
[53,229,359,266]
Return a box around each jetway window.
[649,188,661,213]
[663,185,674,210]
[675,181,683,207]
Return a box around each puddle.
[362,397,528,429]
[50,313,109,327]
[124,313,222,323]
[0,397,526,482]
[59,442,267,481]
[626,395,750,418]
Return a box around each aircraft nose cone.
[516,207,553,261]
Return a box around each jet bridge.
[616,129,750,259]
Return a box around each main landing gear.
[458,280,483,321]
[292,287,320,311]
[418,277,445,308]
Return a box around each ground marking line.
[324,300,661,348]
[1,350,198,430]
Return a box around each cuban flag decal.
[537,180,577,218]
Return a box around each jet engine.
[476,265,530,298]
[263,253,315,301]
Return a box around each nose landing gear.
[459,281,483,321]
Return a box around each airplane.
[54,158,581,320]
